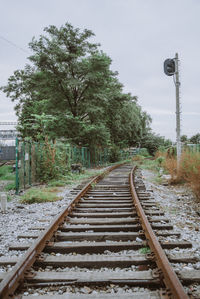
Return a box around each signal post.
[164,53,181,169]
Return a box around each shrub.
[36,138,68,182]
[109,145,122,163]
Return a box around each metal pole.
[15,137,19,195]
[174,53,181,169]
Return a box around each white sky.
[0,0,200,141]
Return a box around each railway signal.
[164,58,175,76]
[164,53,181,168]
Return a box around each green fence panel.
[16,139,132,192]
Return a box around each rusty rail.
[0,163,123,299]
[129,166,188,299]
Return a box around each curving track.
[0,163,199,298]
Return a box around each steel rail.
[129,166,188,299]
[0,163,123,299]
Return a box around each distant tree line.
[181,133,200,144]
[1,23,170,154]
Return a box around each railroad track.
[0,163,199,298]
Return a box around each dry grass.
[163,157,180,183]
[154,150,166,159]
[163,150,200,200]
[180,151,200,200]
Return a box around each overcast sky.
[0,0,200,140]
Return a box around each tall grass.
[162,150,200,200]
[180,151,200,200]
[0,165,15,181]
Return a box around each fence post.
[88,149,91,168]
[81,147,84,166]
[15,138,19,195]
[100,150,102,165]
[29,142,32,186]
[23,141,26,189]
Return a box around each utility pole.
[174,53,181,168]
[164,53,181,169]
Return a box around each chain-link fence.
[15,138,130,193]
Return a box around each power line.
[0,35,30,54]
[0,122,17,125]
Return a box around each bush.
[109,145,122,163]
[36,138,68,182]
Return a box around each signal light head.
[164,59,175,76]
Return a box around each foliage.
[21,187,62,204]
[138,148,150,157]
[132,154,145,164]
[47,169,102,187]
[156,156,165,166]
[139,247,151,254]
[109,145,122,163]
[0,165,15,181]
[36,138,68,182]
[140,132,172,155]
[181,135,188,143]
[4,182,16,191]
[189,133,200,144]
[1,22,152,149]
[140,159,159,172]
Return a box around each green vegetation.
[0,165,15,181]
[0,165,15,191]
[139,247,151,254]
[47,169,102,187]
[4,182,16,191]
[1,22,152,150]
[20,187,62,204]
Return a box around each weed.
[153,175,163,184]
[140,159,158,172]
[20,187,62,204]
[0,166,15,181]
[139,247,151,254]
[47,180,67,187]
[7,195,12,202]
[91,182,97,189]
[4,182,16,191]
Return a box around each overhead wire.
[0,35,30,54]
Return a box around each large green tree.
[1,23,151,148]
